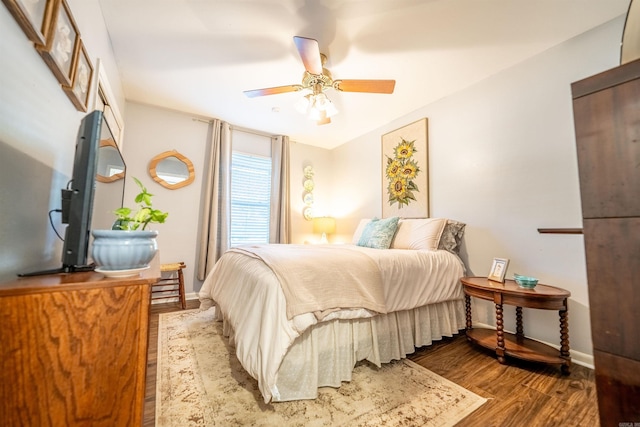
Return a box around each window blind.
[230,152,272,246]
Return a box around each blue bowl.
[514,274,538,289]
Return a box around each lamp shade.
[313,216,336,235]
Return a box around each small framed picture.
[488,258,509,283]
[63,39,93,111]
[36,0,79,87]
[1,0,52,46]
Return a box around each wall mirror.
[96,121,125,183]
[148,150,195,190]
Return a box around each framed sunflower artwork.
[382,118,429,218]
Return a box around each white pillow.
[351,218,371,244]
[390,218,448,251]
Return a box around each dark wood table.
[461,276,571,374]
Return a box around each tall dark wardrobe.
[571,57,640,426]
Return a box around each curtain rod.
[192,118,277,139]
[230,125,276,138]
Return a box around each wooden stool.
[152,262,186,309]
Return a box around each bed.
[199,217,467,403]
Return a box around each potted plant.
[91,177,169,272]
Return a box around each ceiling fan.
[244,36,396,125]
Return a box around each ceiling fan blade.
[243,85,303,98]
[293,36,323,75]
[334,79,396,94]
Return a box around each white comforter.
[199,244,465,402]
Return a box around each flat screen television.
[19,110,126,276]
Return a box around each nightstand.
[461,276,571,374]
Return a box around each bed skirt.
[223,299,466,402]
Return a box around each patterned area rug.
[156,308,486,427]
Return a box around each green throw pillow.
[357,217,400,249]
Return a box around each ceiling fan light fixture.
[295,94,312,114]
[244,36,395,125]
[307,93,338,124]
[323,98,338,117]
[308,102,323,121]
[317,114,331,125]
[298,92,338,121]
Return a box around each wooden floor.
[144,301,599,426]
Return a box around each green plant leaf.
[111,177,169,231]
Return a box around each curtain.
[197,119,231,280]
[198,128,290,280]
[270,135,291,244]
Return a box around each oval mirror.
[96,140,125,183]
[148,150,195,190]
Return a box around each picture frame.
[488,258,510,283]
[62,38,93,112]
[382,118,429,218]
[1,0,52,46]
[36,0,79,87]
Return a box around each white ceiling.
[98,0,630,149]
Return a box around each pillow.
[438,220,466,254]
[351,218,372,244]
[357,217,400,249]
[390,218,448,251]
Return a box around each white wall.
[289,141,334,244]
[0,0,123,280]
[329,17,626,363]
[120,102,209,296]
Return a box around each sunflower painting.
[382,118,429,218]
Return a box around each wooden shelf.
[537,228,583,234]
[466,328,566,365]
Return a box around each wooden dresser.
[0,266,159,427]
[571,58,640,426]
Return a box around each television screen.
[60,110,102,269]
[18,110,126,276]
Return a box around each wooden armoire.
[571,58,640,426]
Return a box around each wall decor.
[36,0,79,87]
[382,118,429,218]
[488,258,509,283]
[1,0,52,46]
[303,206,313,221]
[62,38,93,112]
[148,150,195,190]
[302,165,314,221]
[96,139,125,183]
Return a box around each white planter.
[91,230,158,270]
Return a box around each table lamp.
[313,216,336,244]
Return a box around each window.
[229,151,271,246]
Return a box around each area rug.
[156,308,486,427]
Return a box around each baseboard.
[151,292,199,305]
[473,321,594,370]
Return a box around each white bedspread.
[199,244,465,403]
[228,244,386,319]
